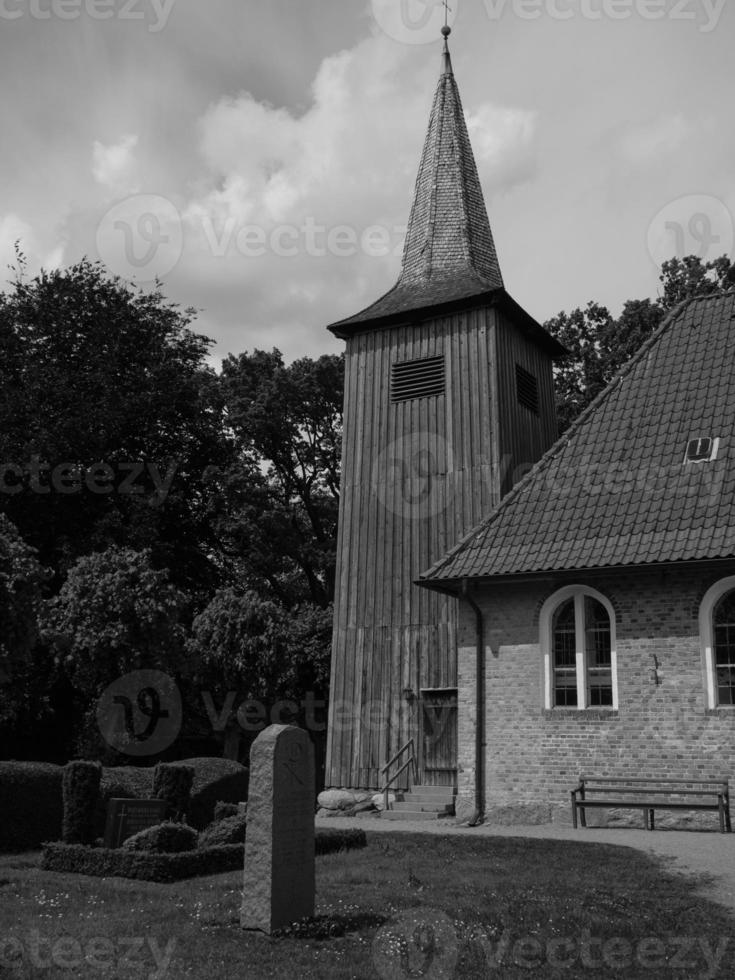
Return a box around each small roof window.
[684,437,720,464]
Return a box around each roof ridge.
[421,290,712,581]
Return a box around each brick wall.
[456,565,735,826]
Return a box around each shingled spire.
[329,25,504,335]
[401,25,503,291]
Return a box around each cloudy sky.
[1,0,733,364]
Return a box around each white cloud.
[467,105,537,191]
[618,114,691,166]
[92,134,140,194]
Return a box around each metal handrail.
[380,738,416,811]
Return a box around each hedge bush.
[0,761,63,853]
[213,801,241,823]
[152,763,194,822]
[62,761,102,845]
[185,758,249,830]
[95,758,248,836]
[198,813,247,848]
[41,828,367,882]
[122,821,198,854]
[42,842,243,883]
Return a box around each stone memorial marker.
[103,798,168,848]
[241,724,315,934]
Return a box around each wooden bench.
[571,776,732,833]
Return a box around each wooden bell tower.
[324,28,564,790]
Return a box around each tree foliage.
[41,546,188,697]
[0,257,232,591]
[217,349,343,608]
[546,255,735,433]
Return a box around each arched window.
[541,586,617,710]
[700,577,735,708]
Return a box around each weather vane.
[443,0,451,28]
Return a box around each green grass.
[0,833,732,978]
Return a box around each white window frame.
[540,585,618,710]
[699,575,735,709]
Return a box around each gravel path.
[316,814,735,914]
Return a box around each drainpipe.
[461,578,485,821]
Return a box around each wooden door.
[420,689,457,786]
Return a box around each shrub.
[198,813,247,848]
[185,758,249,830]
[152,763,194,822]
[122,821,198,854]
[213,801,241,823]
[42,828,366,883]
[42,841,242,883]
[62,761,102,845]
[0,761,63,852]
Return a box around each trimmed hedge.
[122,821,198,853]
[213,801,241,823]
[198,813,247,848]
[2,757,248,852]
[62,761,102,845]
[42,842,243,883]
[152,763,194,822]
[95,758,248,836]
[0,762,63,853]
[41,828,367,882]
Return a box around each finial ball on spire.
[441,25,451,37]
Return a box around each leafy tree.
[0,257,232,592]
[546,255,735,433]
[40,546,189,700]
[187,589,332,759]
[217,350,343,608]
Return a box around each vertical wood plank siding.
[325,306,558,789]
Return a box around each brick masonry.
[456,565,735,827]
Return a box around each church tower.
[325,28,563,791]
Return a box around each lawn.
[0,832,732,979]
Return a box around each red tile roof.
[421,291,735,585]
[329,41,503,337]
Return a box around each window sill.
[705,707,735,717]
[543,709,619,721]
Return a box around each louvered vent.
[391,355,445,403]
[516,364,539,415]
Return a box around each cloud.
[618,114,691,166]
[92,135,140,194]
[168,35,539,358]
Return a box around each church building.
[325,29,735,824]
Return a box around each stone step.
[395,793,456,805]
[397,788,456,799]
[382,809,447,821]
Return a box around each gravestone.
[241,725,315,934]
[103,798,168,848]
